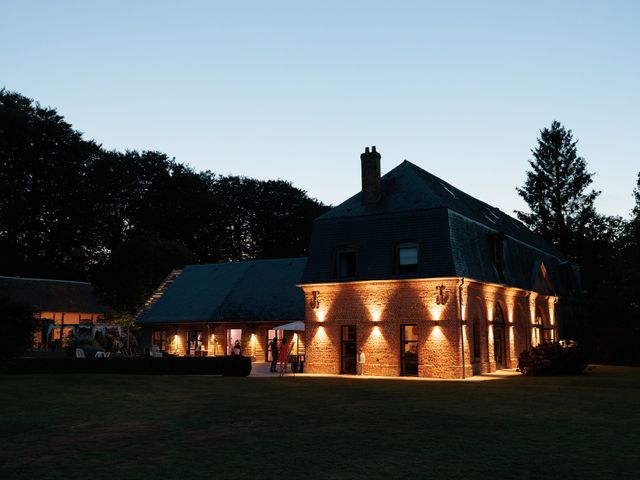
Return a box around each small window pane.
[337,251,356,277]
[398,247,418,265]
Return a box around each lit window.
[336,250,356,278]
[396,243,418,274]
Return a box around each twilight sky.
[2,0,639,217]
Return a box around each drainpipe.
[458,278,466,379]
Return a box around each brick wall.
[303,278,558,378]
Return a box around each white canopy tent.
[273,321,305,358]
[273,321,305,331]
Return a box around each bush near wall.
[0,355,251,377]
[518,341,587,376]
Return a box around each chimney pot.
[360,146,382,206]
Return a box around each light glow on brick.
[314,325,328,342]
[428,325,445,341]
[315,306,327,322]
[429,305,443,321]
[368,306,382,322]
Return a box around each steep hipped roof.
[0,276,110,313]
[302,160,581,297]
[136,258,306,325]
[319,160,564,259]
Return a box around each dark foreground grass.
[1,366,639,480]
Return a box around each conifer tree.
[516,121,600,254]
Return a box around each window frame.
[335,248,357,278]
[395,242,419,275]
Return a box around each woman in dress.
[278,337,291,375]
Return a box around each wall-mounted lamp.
[310,290,320,309]
[435,284,449,305]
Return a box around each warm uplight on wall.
[314,325,328,341]
[429,305,443,321]
[368,306,382,322]
[315,306,327,322]
[428,325,445,342]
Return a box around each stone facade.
[302,278,557,379]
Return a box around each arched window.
[471,316,481,360]
[532,308,544,347]
[492,303,507,369]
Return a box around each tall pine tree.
[516,121,600,255]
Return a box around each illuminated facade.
[299,147,580,378]
[136,259,306,361]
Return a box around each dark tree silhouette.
[0,89,328,286]
[516,121,600,254]
[92,236,193,315]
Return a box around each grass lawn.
[1,366,639,480]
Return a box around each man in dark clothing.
[270,336,279,372]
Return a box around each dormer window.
[491,233,506,283]
[396,243,418,274]
[336,249,357,278]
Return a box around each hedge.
[0,355,252,377]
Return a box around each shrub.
[0,295,37,359]
[518,340,587,376]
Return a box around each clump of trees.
[0,89,328,315]
[517,121,640,363]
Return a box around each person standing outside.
[356,347,366,375]
[278,337,291,375]
[270,336,279,373]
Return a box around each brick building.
[136,259,306,361]
[136,147,580,378]
[0,276,110,350]
[299,147,581,378]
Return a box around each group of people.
[269,336,293,374]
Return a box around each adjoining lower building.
[0,276,110,350]
[136,258,306,361]
[298,147,581,378]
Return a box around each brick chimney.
[360,146,382,205]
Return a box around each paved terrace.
[249,361,520,381]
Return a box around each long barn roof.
[0,276,110,313]
[136,258,306,325]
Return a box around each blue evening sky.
[2,0,638,217]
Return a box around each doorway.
[266,329,284,362]
[400,325,418,376]
[341,325,357,374]
[187,330,203,356]
[226,328,242,355]
[492,304,506,369]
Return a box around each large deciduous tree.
[516,120,600,254]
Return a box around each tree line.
[0,89,328,312]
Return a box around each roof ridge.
[0,276,91,285]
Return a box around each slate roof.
[301,160,581,297]
[136,258,306,325]
[0,276,110,313]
